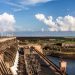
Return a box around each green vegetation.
[17,37,75,55]
[64,41,75,44]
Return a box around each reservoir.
[47,56,75,75]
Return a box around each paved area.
[0,37,16,42]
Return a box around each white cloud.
[20,0,52,5]
[0,12,16,32]
[6,1,24,8]
[0,0,54,12]
[35,14,45,20]
[35,13,75,31]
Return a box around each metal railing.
[34,48,64,75]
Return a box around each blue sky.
[0,0,75,32]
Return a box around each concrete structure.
[62,43,75,47]
[0,37,18,75]
[19,44,64,75]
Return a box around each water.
[47,56,75,75]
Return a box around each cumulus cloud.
[0,12,15,32]
[35,13,75,31]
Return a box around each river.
[47,56,75,75]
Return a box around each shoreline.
[46,51,75,59]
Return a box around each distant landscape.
[0,31,75,37]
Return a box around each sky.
[0,0,75,32]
